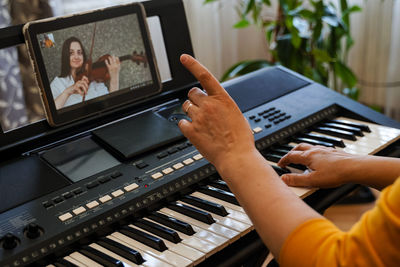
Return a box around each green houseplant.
[205,0,362,100]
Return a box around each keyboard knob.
[2,233,19,250]
[25,223,42,239]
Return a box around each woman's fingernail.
[180,54,188,63]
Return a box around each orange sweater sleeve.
[279,178,400,267]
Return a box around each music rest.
[92,111,184,160]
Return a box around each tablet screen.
[25,3,161,126]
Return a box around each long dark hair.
[60,37,86,77]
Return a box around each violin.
[75,50,148,83]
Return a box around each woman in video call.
[50,37,121,109]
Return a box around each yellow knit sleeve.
[279,178,400,267]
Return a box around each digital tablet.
[23,3,161,126]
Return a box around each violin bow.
[82,22,97,102]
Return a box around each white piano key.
[144,217,223,252]
[69,252,103,267]
[89,243,139,267]
[107,235,172,267]
[176,200,252,235]
[129,223,205,264]
[160,207,241,242]
[111,232,192,267]
[64,256,88,267]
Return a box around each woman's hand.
[178,54,256,177]
[105,55,121,79]
[106,55,120,92]
[66,76,89,97]
[278,143,364,188]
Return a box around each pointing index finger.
[180,54,224,96]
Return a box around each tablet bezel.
[24,3,161,126]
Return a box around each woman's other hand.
[278,143,361,188]
[105,55,121,79]
[67,75,89,96]
[178,54,256,177]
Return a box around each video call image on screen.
[38,13,153,110]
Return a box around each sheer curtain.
[385,0,400,120]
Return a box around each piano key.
[336,117,400,139]
[168,202,215,224]
[176,201,252,235]
[160,207,240,241]
[314,126,357,141]
[144,217,224,252]
[111,232,191,267]
[80,246,123,267]
[190,192,252,225]
[181,195,229,216]
[97,237,144,264]
[262,153,281,163]
[133,218,182,243]
[208,180,231,192]
[276,144,295,151]
[54,258,80,267]
[293,137,335,147]
[322,122,364,136]
[107,235,173,267]
[269,148,290,155]
[148,211,195,235]
[89,243,139,267]
[69,252,103,267]
[129,224,205,264]
[301,132,345,147]
[120,225,167,252]
[191,191,244,213]
[330,118,371,132]
[63,256,88,267]
[198,186,240,205]
[271,165,291,176]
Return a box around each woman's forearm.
[219,149,322,258]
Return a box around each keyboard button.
[86,200,99,209]
[157,152,168,159]
[99,195,112,203]
[62,192,74,199]
[134,160,148,169]
[151,172,163,180]
[72,206,86,215]
[111,190,124,198]
[59,212,73,222]
[162,167,174,175]
[193,154,203,161]
[173,163,184,170]
[124,183,139,192]
[183,158,194,165]
[111,172,122,179]
[86,181,99,189]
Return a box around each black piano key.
[148,212,195,235]
[97,237,144,264]
[288,163,308,171]
[269,148,288,156]
[120,226,167,252]
[293,137,335,147]
[271,165,291,176]
[54,259,78,267]
[181,195,229,216]
[330,119,371,132]
[209,180,231,192]
[277,144,295,151]
[168,202,215,224]
[262,153,281,163]
[314,126,357,141]
[198,186,240,206]
[302,133,345,148]
[80,246,123,267]
[133,218,182,244]
[322,122,364,136]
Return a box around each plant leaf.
[334,61,357,88]
[234,18,250,28]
